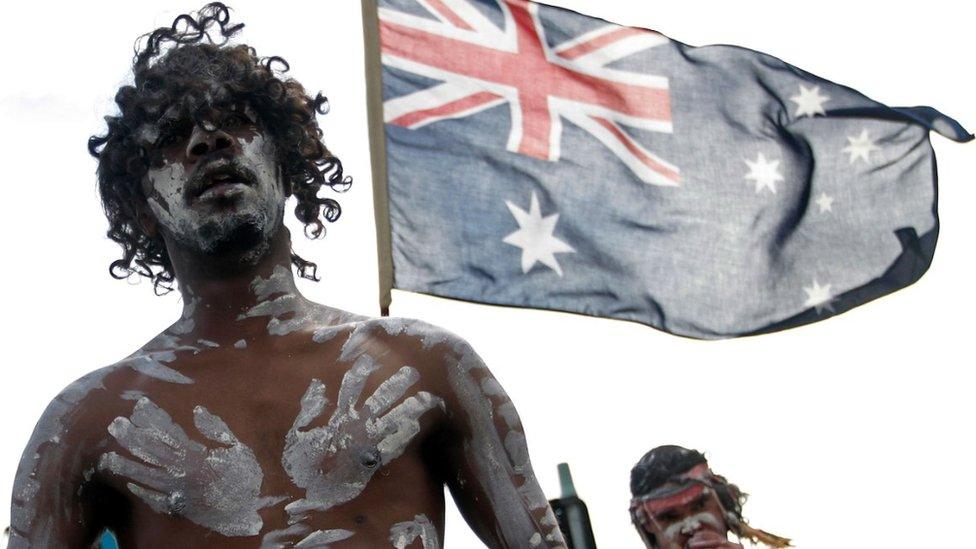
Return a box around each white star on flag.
[843,128,881,164]
[816,192,834,213]
[790,84,830,117]
[744,153,784,194]
[803,279,835,313]
[503,191,575,276]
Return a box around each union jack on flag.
[368,0,972,339]
[379,0,678,185]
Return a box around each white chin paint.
[661,512,725,541]
[146,133,285,263]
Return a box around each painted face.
[632,464,732,549]
[140,103,286,261]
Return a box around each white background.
[1,1,973,547]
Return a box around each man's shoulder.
[353,315,470,349]
[322,315,477,369]
[15,364,126,485]
[30,363,129,440]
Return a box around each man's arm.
[7,369,117,548]
[434,335,566,548]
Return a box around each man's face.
[635,465,733,549]
[140,102,286,261]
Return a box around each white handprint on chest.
[98,397,284,536]
[98,357,444,539]
[282,355,444,516]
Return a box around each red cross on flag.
[379,0,680,185]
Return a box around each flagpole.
[361,0,393,317]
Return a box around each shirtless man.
[629,446,789,549]
[6,4,565,547]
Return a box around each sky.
[1,1,973,547]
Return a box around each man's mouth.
[191,162,254,201]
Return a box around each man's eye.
[156,133,182,148]
[657,510,680,522]
[155,123,190,149]
[221,111,254,129]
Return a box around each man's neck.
[164,225,311,342]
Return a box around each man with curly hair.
[6,4,565,548]
[629,446,790,549]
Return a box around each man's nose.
[185,123,234,159]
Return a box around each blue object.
[373,0,971,338]
[100,530,119,549]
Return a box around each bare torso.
[9,273,565,548]
[97,315,443,547]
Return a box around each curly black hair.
[88,3,350,293]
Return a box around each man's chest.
[92,338,448,543]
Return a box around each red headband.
[631,463,712,517]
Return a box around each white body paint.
[118,296,213,384]
[121,351,195,384]
[8,296,211,544]
[98,397,283,536]
[238,266,363,336]
[281,353,443,517]
[334,317,449,364]
[170,294,198,335]
[444,339,562,545]
[332,318,563,546]
[389,514,439,549]
[120,390,147,401]
[295,529,354,547]
[11,310,558,545]
[8,367,116,546]
[260,523,355,548]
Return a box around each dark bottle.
[548,463,598,549]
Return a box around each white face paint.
[144,128,285,262]
[661,511,725,540]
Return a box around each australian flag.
[366,0,972,339]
